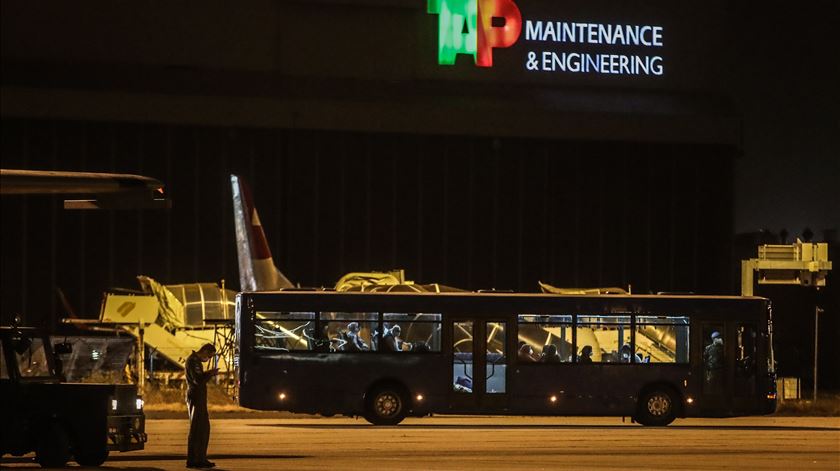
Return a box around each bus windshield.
[15,337,52,378]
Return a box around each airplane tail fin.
[231,175,294,291]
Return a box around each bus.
[235,291,776,426]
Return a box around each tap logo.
[427,0,522,67]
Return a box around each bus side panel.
[510,364,689,416]
[239,353,448,416]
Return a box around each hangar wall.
[1,119,734,323]
[2,0,739,323]
[1,0,738,145]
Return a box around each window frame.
[11,336,55,379]
[515,313,691,365]
[634,315,690,364]
[380,312,444,354]
[516,314,575,364]
[318,311,379,353]
[573,314,634,364]
[253,311,317,353]
[251,311,444,355]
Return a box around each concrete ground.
[3,416,839,470]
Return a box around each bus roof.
[240,290,767,301]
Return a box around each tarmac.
[2,416,839,470]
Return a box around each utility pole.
[138,321,146,394]
[813,306,823,403]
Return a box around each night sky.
[731,2,839,236]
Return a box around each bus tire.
[364,384,407,426]
[635,388,677,426]
[35,422,71,468]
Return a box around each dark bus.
[235,292,776,426]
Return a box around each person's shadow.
[2,453,309,469]
[0,456,167,470]
[107,453,308,461]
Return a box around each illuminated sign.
[427,0,665,76]
[427,0,522,67]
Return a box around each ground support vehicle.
[1,325,147,467]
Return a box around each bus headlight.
[549,395,558,403]
[278,392,287,401]
[416,394,424,401]
[136,398,144,410]
[686,397,694,405]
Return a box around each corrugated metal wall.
[1,119,735,325]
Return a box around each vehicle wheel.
[635,388,677,426]
[364,385,407,425]
[35,422,71,468]
[75,445,109,466]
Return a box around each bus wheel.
[636,388,677,426]
[364,385,407,425]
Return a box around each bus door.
[732,322,758,411]
[450,319,509,411]
[696,322,730,415]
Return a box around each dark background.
[1,0,837,387]
[1,121,735,314]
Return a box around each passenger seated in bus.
[620,344,643,363]
[518,342,537,362]
[344,322,370,352]
[381,324,403,352]
[392,325,403,351]
[540,344,562,363]
[578,345,593,363]
[371,327,381,351]
[454,375,473,393]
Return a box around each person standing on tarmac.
[186,343,219,469]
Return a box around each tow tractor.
[0,321,147,467]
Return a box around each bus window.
[320,312,377,352]
[517,315,572,363]
[576,315,631,363]
[453,321,474,393]
[254,311,315,352]
[382,313,442,352]
[702,324,725,393]
[634,316,689,364]
[486,322,506,394]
